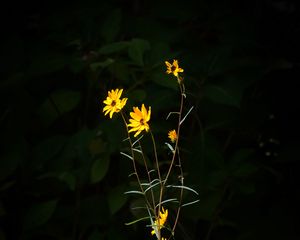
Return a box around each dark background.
[1,0,299,239]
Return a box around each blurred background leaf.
[0,0,299,240]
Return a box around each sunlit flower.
[128,104,151,137]
[165,59,184,77]
[103,89,127,118]
[168,130,177,143]
[151,207,168,236]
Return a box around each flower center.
[111,100,116,106]
[140,119,144,125]
[171,65,177,72]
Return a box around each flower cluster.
[103,60,183,139]
[101,59,190,240]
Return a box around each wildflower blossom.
[151,207,168,236]
[168,130,177,143]
[103,89,127,118]
[165,59,184,77]
[128,104,151,137]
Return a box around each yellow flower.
[168,130,177,143]
[165,59,184,77]
[151,207,168,236]
[128,104,151,137]
[103,89,127,118]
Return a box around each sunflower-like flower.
[168,129,177,143]
[103,89,127,118]
[127,104,151,137]
[151,207,168,236]
[165,59,184,78]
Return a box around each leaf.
[37,90,81,126]
[228,148,257,177]
[51,90,81,113]
[125,216,150,226]
[182,199,200,207]
[90,58,114,71]
[232,163,258,177]
[24,200,58,230]
[98,41,129,54]
[90,156,110,183]
[128,38,150,66]
[203,84,240,108]
[166,185,199,195]
[107,185,128,215]
[107,61,131,82]
[124,190,144,195]
[58,172,76,191]
[152,70,178,90]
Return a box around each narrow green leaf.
[125,216,150,226]
[155,198,178,208]
[124,190,144,195]
[120,152,133,160]
[182,199,200,207]
[166,185,199,195]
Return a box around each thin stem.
[150,130,162,182]
[120,111,156,230]
[172,148,184,233]
[120,112,144,193]
[138,141,156,214]
[164,84,184,183]
[150,130,163,240]
[158,82,185,239]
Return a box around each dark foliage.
[1,0,299,239]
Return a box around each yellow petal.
[173,59,178,67]
[165,61,171,67]
[141,104,147,119]
[130,111,141,121]
[117,89,123,99]
[147,106,151,122]
[134,130,142,137]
